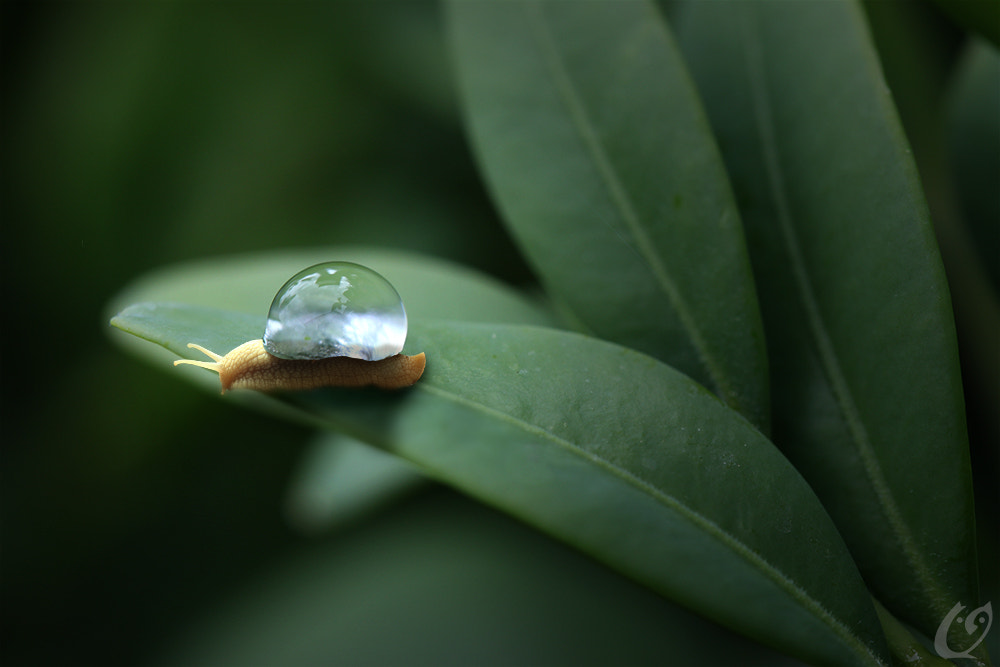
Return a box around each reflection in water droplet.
[263,261,407,361]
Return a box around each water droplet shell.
[173,261,424,393]
[263,261,408,361]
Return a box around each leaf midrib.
[736,5,941,610]
[417,378,880,666]
[522,2,734,407]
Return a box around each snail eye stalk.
[173,343,224,373]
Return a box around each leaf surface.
[448,0,768,429]
[106,245,555,328]
[111,300,887,666]
[677,0,979,647]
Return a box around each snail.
[173,261,426,393]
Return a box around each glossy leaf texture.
[111,300,888,666]
[447,0,769,430]
[677,0,979,650]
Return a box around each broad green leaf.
[448,0,769,430]
[112,302,887,666]
[106,246,557,402]
[284,431,427,534]
[864,2,1000,449]
[677,0,979,652]
[106,245,556,328]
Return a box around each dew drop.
[263,261,407,361]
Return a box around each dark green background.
[0,3,527,664]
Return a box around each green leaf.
[873,600,954,667]
[106,245,556,328]
[448,0,769,430]
[677,0,979,650]
[947,38,1000,293]
[111,301,887,666]
[106,246,557,401]
[284,431,427,534]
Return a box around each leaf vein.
[737,5,939,607]
[418,379,879,664]
[523,2,733,403]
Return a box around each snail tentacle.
[173,343,225,372]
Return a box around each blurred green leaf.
[929,0,1000,47]
[947,38,1000,293]
[677,0,979,653]
[107,246,556,327]
[156,492,802,667]
[448,0,769,430]
[112,300,887,666]
[283,431,428,534]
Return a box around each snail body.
[174,340,425,393]
[172,261,426,393]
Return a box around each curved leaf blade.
[947,39,1000,293]
[448,0,768,429]
[111,302,887,666]
[677,0,979,649]
[106,245,556,329]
